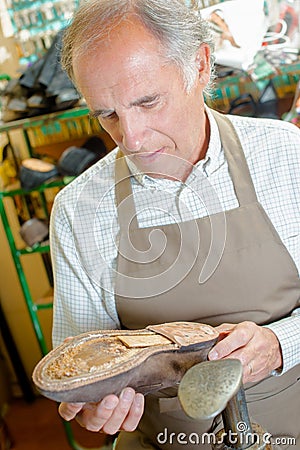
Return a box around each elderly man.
[51,0,300,448]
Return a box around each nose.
[119,112,144,152]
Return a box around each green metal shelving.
[0,180,66,354]
[0,178,111,449]
[0,107,110,449]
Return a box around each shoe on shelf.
[19,158,59,190]
[32,322,219,403]
[20,218,49,248]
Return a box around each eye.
[141,100,158,109]
[137,95,161,110]
[89,110,118,121]
[99,111,118,121]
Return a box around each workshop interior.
[0,0,299,449]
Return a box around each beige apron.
[114,110,300,449]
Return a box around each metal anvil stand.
[178,359,272,450]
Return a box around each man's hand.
[58,387,144,434]
[208,321,282,383]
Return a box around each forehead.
[74,17,165,74]
[72,16,183,104]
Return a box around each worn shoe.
[20,218,49,248]
[32,322,219,403]
[19,158,59,190]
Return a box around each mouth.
[133,148,165,163]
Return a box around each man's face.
[73,16,211,180]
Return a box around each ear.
[195,43,211,86]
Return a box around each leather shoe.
[32,322,219,403]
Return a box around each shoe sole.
[32,322,219,402]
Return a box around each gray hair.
[61,0,215,94]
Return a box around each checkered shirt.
[50,108,300,374]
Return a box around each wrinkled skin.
[208,321,282,383]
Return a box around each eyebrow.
[89,94,160,118]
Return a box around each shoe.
[57,142,105,176]
[20,218,49,248]
[7,97,28,113]
[27,94,50,109]
[19,158,59,190]
[32,322,219,403]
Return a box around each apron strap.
[210,109,258,206]
[115,150,139,229]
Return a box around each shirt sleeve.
[260,122,300,375]
[264,308,300,375]
[50,194,120,348]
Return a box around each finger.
[214,323,235,332]
[102,388,136,435]
[213,323,235,341]
[208,322,255,360]
[77,396,119,432]
[219,348,254,380]
[58,402,85,421]
[121,393,144,432]
[214,341,258,383]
